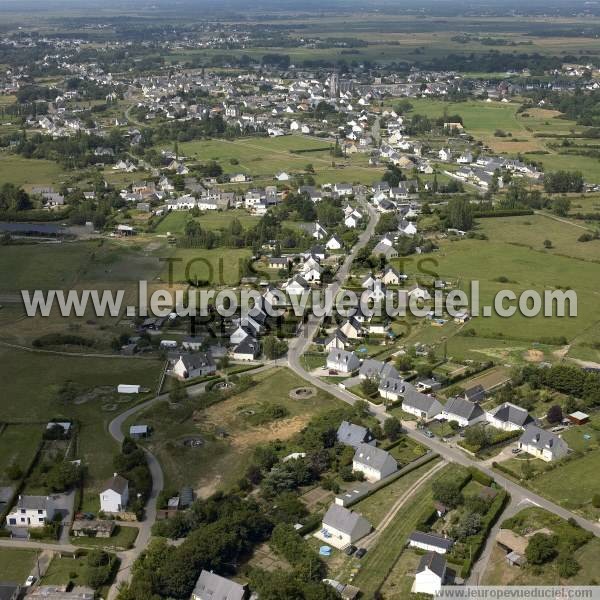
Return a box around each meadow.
[0,154,68,187]
[0,548,37,583]
[154,209,260,235]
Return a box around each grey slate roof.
[464,384,486,403]
[193,570,246,600]
[324,329,348,346]
[102,474,128,495]
[490,402,533,428]
[417,551,447,578]
[378,375,406,395]
[322,504,371,537]
[337,421,374,448]
[179,352,215,371]
[519,425,568,453]
[409,531,454,551]
[444,396,484,421]
[15,495,52,511]
[353,443,397,472]
[403,386,440,412]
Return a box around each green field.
[0,346,162,510]
[161,247,252,286]
[524,152,600,184]
[154,209,260,235]
[71,524,139,550]
[0,424,43,484]
[42,555,87,585]
[0,155,68,187]
[0,547,37,583]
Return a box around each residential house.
[441,397,486,427]
[318,504,372,549]
[285,274,310,295]
[339,317,364,340]
[487,403,534,432]
[172,353,216,379]
[6,495,55,528]
[334,183,353,197]
[326,349,361,374]
[408,531,454,554]
[403,388,443,421]
[191,570,247,600]
[99,474,129,513]
[324,329,349,352]
[463,385,486,403]
[231,337,260,361]
[359,359,398,382]
[378,375,406,402]
[381,266,406,286]
[326,235,343,251]
[336,421,376,449]
[518,425,569,461]
[412,552,447,596]
[352,443,397,482]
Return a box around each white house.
[334,183,353,197]
[317,504,372,549]
[413,552,447,596]
[381,266,406,286]
[518,425,569,462]
[403,388,443,421]
[339,317,364,340]
[378,375,406,402]
[408,531,454,554]
[324,329,349,352]
[487,402,533,432]
[326,349,361,373]
[285,274,310,295]
[441,396,486,427]
[352,443,397,482]
[438,148,452,161]
[344,214,359,228]
[99,473,129,513]
[6,495,55,528]
[231,337,260,361]
[326,235,342,251]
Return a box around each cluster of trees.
[543,171,584,194]
[85,550,119,589]
[122,494,272,599]
[519,364,600,408]
[0,183,33,212]
[446,196,474,231]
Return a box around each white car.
[25,575,36,587]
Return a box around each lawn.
[0,548,37,583]
[42,555,87,585]
[353,458,440,526]
[524,152,600,184]
[126,367,344,496]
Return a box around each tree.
[525,533,557,565]
[395,355,414,372]
[558,554,581,578]
[169,379,187,403]
[551,196,571,217]
[383,417,402,442]
[432,479,463,508]
[455,512,482,539]
[447,197,473,231]
[543,239,553,249]
[464,425,490,451]
[263,336,288,359]
[546,404,563,424]
[360,377,378,397]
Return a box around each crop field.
[126,367,343,496]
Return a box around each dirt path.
[360,460,447,550]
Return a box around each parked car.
[511,447,522,454]
[328,369,338,375]
[424,430,435,438]
[25,576,36,587]
[355,548,367,558]
[345,544,357,556]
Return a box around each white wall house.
[353,444,397,482]
[326,349,361,374]
[99,473,129,513]
[403,388,443,421]
[518,425,569,462]
[441,396,486,427]
[6,495,55,528]
[316,504,372,549]
[487,402,533,432]
[408,531,454,555]
[413,552,447,596]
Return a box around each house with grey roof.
[192,570,247,600]
[359,359,398,381]
[352,443,397,482]
[413,552,447,596]
[6,495,55,528]
[326,349,361,374]
[99,473,129,513]
[336,421,376,449]
[172,352,216,380]
[518,425,569,462]
[324,329,349,352]
[402,387,443,421]
[317,504,372,549]
[487,402,534,432]
[231,337,260,361]
[442,396,486,427]
[378,375,406,402]
[464,384,486,403]
[408,531,454,554]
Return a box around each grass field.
[524,152,600,184]
[161,247,252,286]
[127,367,344,496]
[71,524,139,550]
[0,424,43,485]
[0,547,37,583]
[0,155,68,187]
[41,555,86,585]
[154,209,260,235]
[0,346,162,511]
